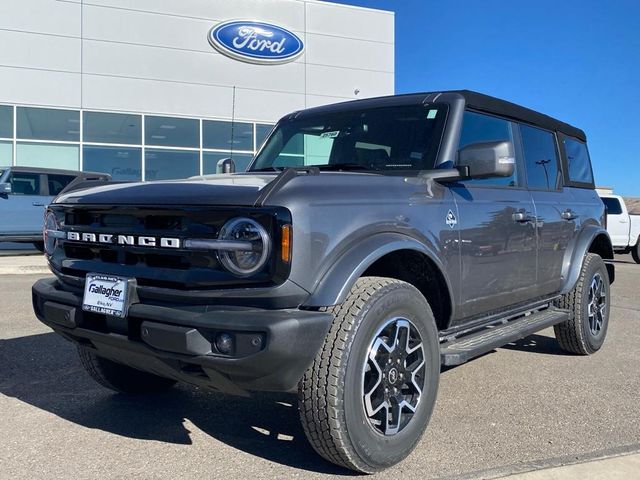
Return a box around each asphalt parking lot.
[0,255,638,480]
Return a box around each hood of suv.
[53,174,277,206]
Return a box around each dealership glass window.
[84,111,142,145]
[16,142,79,170]
[17,107,79,141]
[145,149,199,181]
[203,120,254,151]
[564,137,594,185]
[520,124,560,190]
[203,152,254,174]
[83,146,142,182]
[145,116,199,148]
[0,105,13,138]
[0,141,11,166]
[255,123,274,149]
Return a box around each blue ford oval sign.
[208,20,304,65]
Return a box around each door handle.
[512,212,531,223]
[561,209,577,220]
[32,202,45,207]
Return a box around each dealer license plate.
[82,273,132,318]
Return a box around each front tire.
[298,277,440,473]
[554,253,610,354]
[78,347,177,394]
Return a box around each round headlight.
[43,211,59,255]
[217,218,271,276]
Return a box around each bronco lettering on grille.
[66,231,181,249]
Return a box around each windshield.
[250,104,448,173]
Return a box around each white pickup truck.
[599,194,640,263]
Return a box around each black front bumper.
[32,277,333,394]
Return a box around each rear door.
[3,171,45,234]
[601,196,628,248]
[451,111,537,320]
[519,124,575,297]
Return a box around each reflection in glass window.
[564,138,594,185]
[0,141,12,166]
[0,105,12,138]
[145,116,199,148]
[145,149,199,181]
[17,107,80,141]
[255,124,273,150]
[458,111,517,188]
[16,142,79,170]
[83,146,142,182]
[203,120,254,151]
[203,152,254,174]
[520,124,560,190]
[84,112,142,144]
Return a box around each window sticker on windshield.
[427,110,438,120]
[320,130,340,139]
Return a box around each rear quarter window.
[564,137,594,185]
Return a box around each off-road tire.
[78,347,177,394]
[631,241,640,264]
[298,277,440,473]
[554,253,610,354]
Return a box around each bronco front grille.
[49,205,291,290]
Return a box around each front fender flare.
[303,232,454,309]
[561,224,613,294]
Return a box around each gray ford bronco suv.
[32,90,614,473]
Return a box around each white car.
[599,194,640,263]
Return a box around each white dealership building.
[0,0,394,181]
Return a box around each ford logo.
[208,20,304,65]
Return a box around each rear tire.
[78,347,177,394]
[554,253,610,355]
[298,277,440,473]
[632,242,640,264]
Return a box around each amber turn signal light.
[281,224,292,263]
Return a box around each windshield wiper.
[317,163,371,171]
[250,166,283,172]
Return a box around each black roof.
[294,89,586,142]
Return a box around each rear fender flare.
[561,225,613,294]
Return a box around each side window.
[47,174,76,196]
[520,124,560,190]
[601,197,622,215]
[458,111,518,187]
[9,172,41,195]
[564,137,594,185]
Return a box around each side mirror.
[216,157,236,174]
[0,182,11,194]
[458,141,515,179]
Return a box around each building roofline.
[301,0,394,16]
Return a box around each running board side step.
[440,308,569,366]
